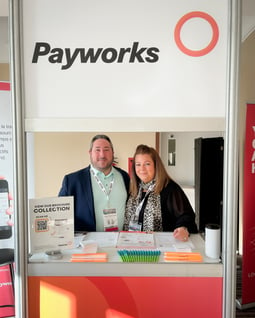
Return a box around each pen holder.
[205,224,221,259]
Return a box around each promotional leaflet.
[29,196,74,253]
[116,231,155,249]
[0,82,14,246]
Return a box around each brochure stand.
[29,196,74,256]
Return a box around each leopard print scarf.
[124,179,163,231]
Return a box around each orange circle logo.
[174,11,219,57]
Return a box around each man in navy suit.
[59,134,130,232]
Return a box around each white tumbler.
[205,224,221,259]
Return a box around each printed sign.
[22,0,229,124]
[0,82,14,248]
[29,196,74,253]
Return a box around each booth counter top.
[28,232,222,277]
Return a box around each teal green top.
[90,166,127,231]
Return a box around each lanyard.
[134,183,155,219]
[91,168,114,201]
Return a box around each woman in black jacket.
[123,144,198,241]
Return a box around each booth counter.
[27,233,223,318]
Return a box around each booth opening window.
[168,137,176,166]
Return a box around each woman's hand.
[173,227,189,242]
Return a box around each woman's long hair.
[130,144,171,196]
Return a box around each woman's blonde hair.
[130,144,171,196]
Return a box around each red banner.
[0,82,10,91]
[0,265,15,318]
[242,103,255,305]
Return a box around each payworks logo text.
[32,41,160,70]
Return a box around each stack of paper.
[70,253,108,262]
[81,232,119,248]
[163,252,203,262]
[116,231,155,249]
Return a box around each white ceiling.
[1,0,254,18]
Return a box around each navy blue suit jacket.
[59,165,130,231]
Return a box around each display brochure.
[29,196,74,253]
[116,231,155,249]
[81,231,119,248]
[154,232,194,252]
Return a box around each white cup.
[205,224,221,259]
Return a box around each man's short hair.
[89,134,114,151]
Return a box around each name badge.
[128,220,142,231]
[103,208,118,231]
